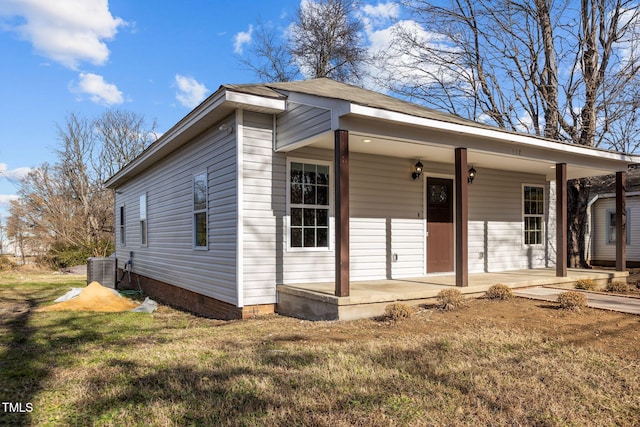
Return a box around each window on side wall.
[140,193,147,246]
[119,205,126,246]
[523,185,544,245]
[288,160,331,250]
[606,209,630,245]
[193,172,208,249]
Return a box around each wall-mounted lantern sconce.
[412,160,424,180]
[468,166,477,184]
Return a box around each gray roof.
[223,78,491,130]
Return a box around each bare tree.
[6,200,29,263]
[375,0,639,267]
[94,108,158,183]
[241,19,299,82]
[8,109,155,265]
[241,0,368,83]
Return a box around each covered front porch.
[276,268,629,321]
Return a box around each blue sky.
[0,0,306,219]
[0,0,407,221]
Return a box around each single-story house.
[106,78,638,320]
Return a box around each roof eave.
[346,103,640,167]
[106,87,286,188]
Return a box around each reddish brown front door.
[427,177,454,273]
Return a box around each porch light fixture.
[412,160,424,180]
[468,166,477,184]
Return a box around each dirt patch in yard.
[38,281,139,312]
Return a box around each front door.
[427,177,454,273]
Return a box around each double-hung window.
[289,160,330,249]
[193,172,208,249]
[523,185,544,245]
[606,209,630,245]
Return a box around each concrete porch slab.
[276,268,628,321]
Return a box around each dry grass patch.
[2,271,640,426]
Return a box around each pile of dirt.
[39,281,139,312]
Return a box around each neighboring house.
[106,78,638,319]
[588,191,640,267]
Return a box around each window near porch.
[606,209,630,245]
[523,185,544,245]
[193,172,208,249]
[289,161,330,248]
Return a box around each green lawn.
[1,271,639,426]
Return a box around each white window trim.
[193,171,208,250]
[606,208,630,245]
[286,157,334,252]
[140,193,148,247]
[522,183,545,246]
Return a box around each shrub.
[575,279,596,291]
[605,281,629,293]
[557,291,587,311]
[384,303,414,321]
[0,256,15,272]
[437,289,465,311]
[485,284,514,300]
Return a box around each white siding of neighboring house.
[590,196,640,262]
[114,117,239,305]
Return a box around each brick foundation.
[117,270,274,320]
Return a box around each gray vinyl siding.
[275,102,331,150]
[241,112,284,305]
[114,119,238,305]
[349,153,424,279]
[468,168,550,272]
[591,197,640,262]
[279,148,425,283]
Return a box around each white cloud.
[0,0,126,69]
[362,2,400,21]
[0,194,19,208]
[234,24,253,54]
[175,74,209,109]
[0,163,31,182]
[72,73,124,105]
[364,19,461,91]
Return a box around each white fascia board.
[348,104,640,164]
[225,91,286,112]
[592,191,640,202]
[106,89,285,188]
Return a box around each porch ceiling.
[300,130,628,181]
